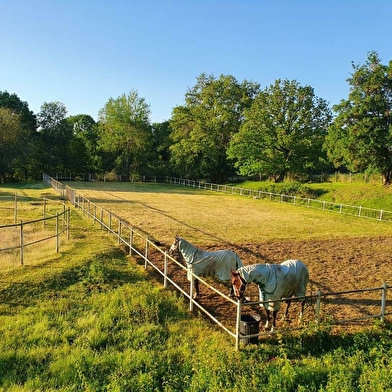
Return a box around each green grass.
[230,179,392,211]
[1,182,392,391]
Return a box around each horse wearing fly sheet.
[230,260,309,331]
[169,235,243,298]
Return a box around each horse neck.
[243,264,271,285]
[179,239,199,262]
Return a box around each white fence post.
[235,300,242,350]
[164,251,168,289]
[189,266,194,311]
[129,230,134,256]
[144,238,149,269]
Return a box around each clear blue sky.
[2,0,391,123]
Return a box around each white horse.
[169,235,243,298]
[230,260,309,331]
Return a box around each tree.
[0,108,24,182]
[0,91,39,181]
[169,73,259,182]
[324,52,392,185]
[227,79,332,182]
[98,90,152,179]
[37,101,73,174]
[67,114,99,173]
[150,121,173,176]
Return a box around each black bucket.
[240,314,260,344]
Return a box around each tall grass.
[1,182,392,391]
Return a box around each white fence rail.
[166,177,392,222]
[43,174,392,349]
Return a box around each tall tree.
[37,101,72,174]
[0,91,38,181]
[67,114,99,173]
[0,108,23,182]
[324,52,392,185]
[227,79,332,182]
[98,90,152,179]
[170,73,259,182]
[150,121,173,176]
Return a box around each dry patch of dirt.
[143,235,392,333]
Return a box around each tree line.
[1,51,391,185]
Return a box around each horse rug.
[178,239,242,282]
[238,260,309,311]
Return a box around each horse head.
[169,235,180,257]
[230,269,247,301]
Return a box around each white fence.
[166,177,392,222]
[43,174,392,349]
[47,174,392,222]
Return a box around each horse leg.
[193,278,199,299]
[264,309,271,331]
[271,310,278,331]
[282,300,292,320]
[298,299,305,325]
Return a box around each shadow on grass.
[0,248,145,315]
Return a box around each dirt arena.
[146,235,392,333]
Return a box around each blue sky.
[2,0,391,123]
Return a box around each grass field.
[1,180,392,391]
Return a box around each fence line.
[42,174,392,349]
[46,173,392,222]
[0,208,70,265]
[165,177,392,222]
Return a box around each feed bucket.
[240,314,260,344]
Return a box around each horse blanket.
[177,238,243,282]
[238,260,309,311]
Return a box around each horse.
[169,235,243,298]
[230,260,309,331]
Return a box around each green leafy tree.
[37,101,73,174]
[227,79,332,182]
[0,108,23,182]
[170,73,259,182]
[324,51,392,185]
[98,90,152,179]
[0,91,38,181]
[67,114,99,173]
[150,121,173,176]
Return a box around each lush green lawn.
[1,181,392,391]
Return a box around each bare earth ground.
[143,235,392,334]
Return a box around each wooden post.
[315,289,322,323]
[118,221,122,244]
[67,207,70,241]
[20,221,24,265]
[14,194,17,223]
[43,197,47,228]
[55,213,59,252]
[235,300,242,350]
